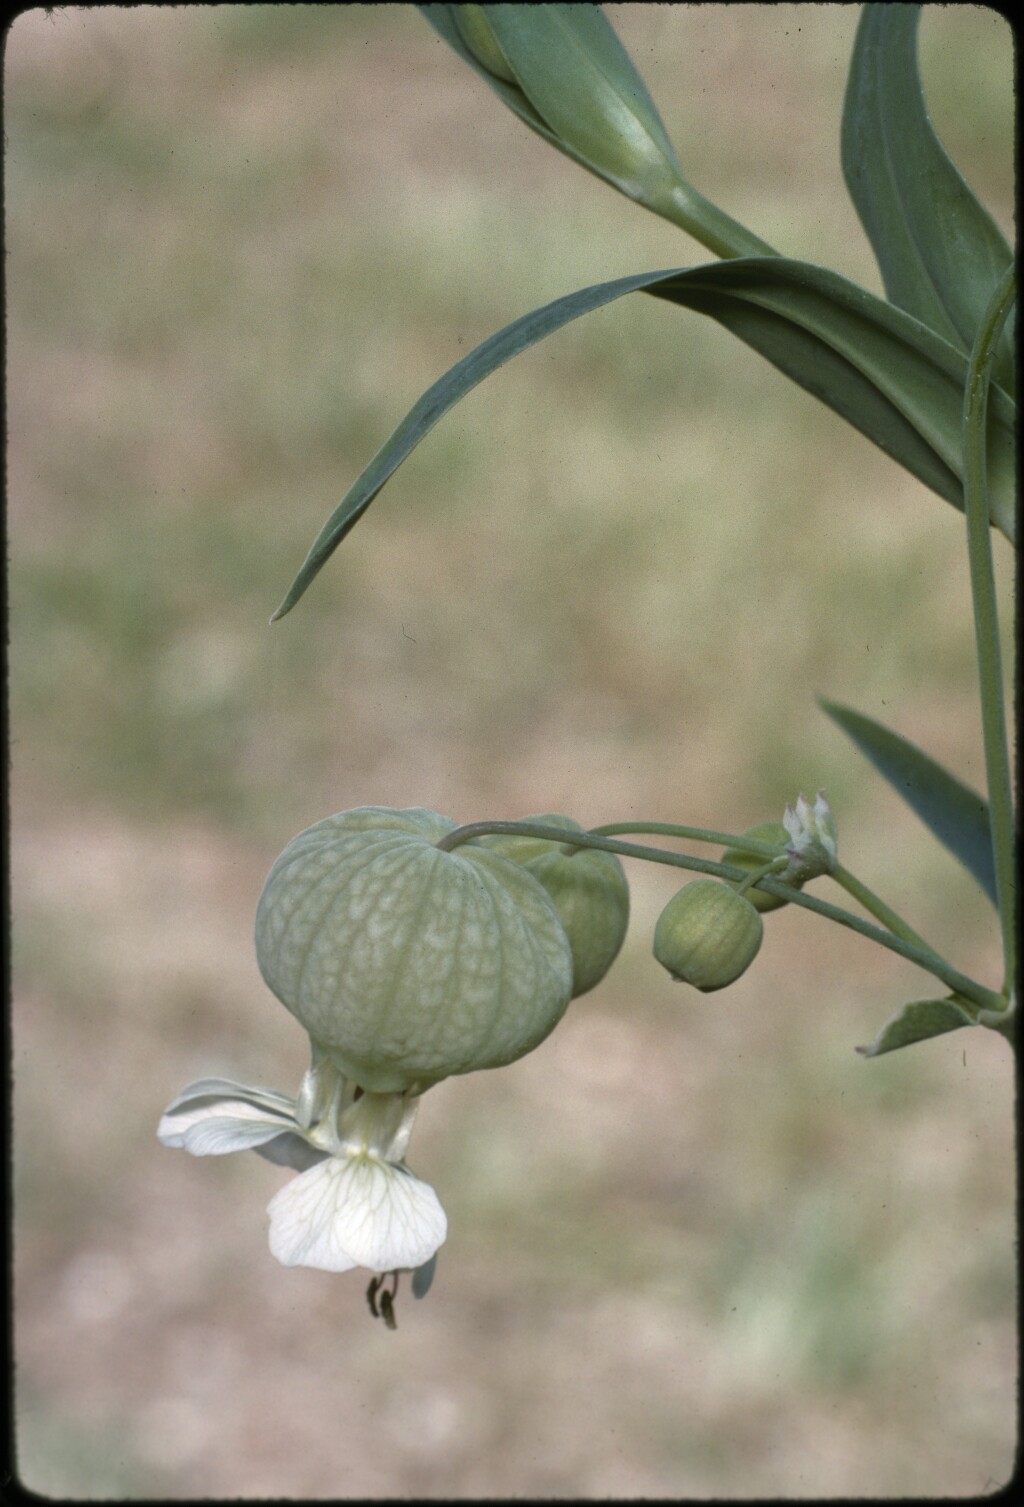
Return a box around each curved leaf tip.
[818,696,997,906]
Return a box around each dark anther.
[366,1270,400,1328]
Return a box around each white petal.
[782,803,800,844]
[185,1116,302,1156]
[160,1078,297,1118]
[813,792,838,859]
[158,1098,295,1154]
[254,1133,330,1173]
[337,1090,420,1163]
[267,1155,447,1274]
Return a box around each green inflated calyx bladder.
[255,807,573,1095]
[654,879,763,992]
[478,814,629,997]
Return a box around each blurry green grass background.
[7,3,1015,1497]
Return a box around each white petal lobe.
[267,1155,447,1274]
[158,1098,295,1154]
[160,1078,297,1117]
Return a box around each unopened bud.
[452,4,518,84]
[441,4,686,206]
[653,879,763,992]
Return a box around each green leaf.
[271,269,671,620]
[271,257,1015,619]
[818,698,996,907]
[421,4,685,205]
[856,994,976,1057]
[645,260,1015,538]
[842,4,1015,398]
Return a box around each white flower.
[781,790,838,882]
[158,1055,445,1291]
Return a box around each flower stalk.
[437,818,1004,1013]
[961,261,1017,993]
[831,863,936,957]
[645,181,778,260]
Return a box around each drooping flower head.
[158,1050,444,1305]
[159,806,580,1322]
[254,806,574,1094]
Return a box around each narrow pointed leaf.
[856,994,976,1057]
[273,258,1015,618]
[645,259,1015,538]
[819,697,996,906]
[271,269,678,619]
[842,4,1015,397]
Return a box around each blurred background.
[6,3,1016,1497]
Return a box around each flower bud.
[653,879,763,992]
[721,821,792,913]
[480,815,629,997]
[255,807,573,1095]
[435,4,686,207]
[782,791,838,883]
[452,4,518,84]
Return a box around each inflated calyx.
[255,806,573,1094]
[480,814,630,996]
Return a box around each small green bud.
[255,807,573,1094]
[722,821,793,913]
[653,879,763,992]
[480,815,630,997]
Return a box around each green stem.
[646,183,778,259]
[734,860,783,899]
[591,820,782,859]
[437,820,1003,1012]
[962,263,1017,992]
[604,825,941,960]
[985,1005,1016,1049]
[831,863,937,958]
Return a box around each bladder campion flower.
[158,1049,445,1295]
[254,806,574,1094]
[159,806,577,1316]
